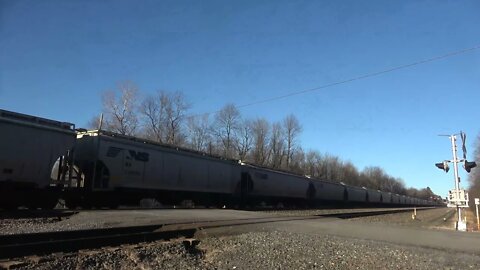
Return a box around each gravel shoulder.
[347,207,458,230]
[348,207,480,232]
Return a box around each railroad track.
[0,207,434,260]
[0,205,431,220]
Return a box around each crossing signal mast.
[435,132,477,231]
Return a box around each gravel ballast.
[6,240,206,270]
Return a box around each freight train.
[0,109,437,210]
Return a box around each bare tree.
[342,161,360,186]
[251,118,270,166]
[164,91,190,145]
[101,81,139,135]
[289,147,305,174]
[359,166,408,194]
[304,150,321,177]
[214,104,241,159]
[186,114,212,152]
[140,90,190,145]
[406,187,419,198]
[235,119,253,161]
[323,154,342,181]
[392,178,407,194]
[268,122,285,169]
[416,186,435,200]
[140,92,167,142]
[468,134,480,210]
[362,166,387,190]
[283,114,302,169]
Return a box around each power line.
[190,44,480,117]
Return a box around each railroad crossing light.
[463,160,477,173]
[435,161,449,173]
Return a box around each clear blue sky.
[1,0,479,197]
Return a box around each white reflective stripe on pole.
[476,204,479,231]
[476,198,480,230]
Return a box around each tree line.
[89,80,437,199]
[468,134,480,210]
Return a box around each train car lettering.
[106,147,149,162]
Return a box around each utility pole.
[435,132,476,231]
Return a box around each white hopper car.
[0,109,75,209]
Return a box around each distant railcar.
[313,180,346,203]
[345,185,367,203]
[409,197,415,205]
[394,194,402,204]
[0,109,75,209]
[366,189,382,204]
[380,191,392,204]
[241,165,311,207]
[412,197,418,205]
